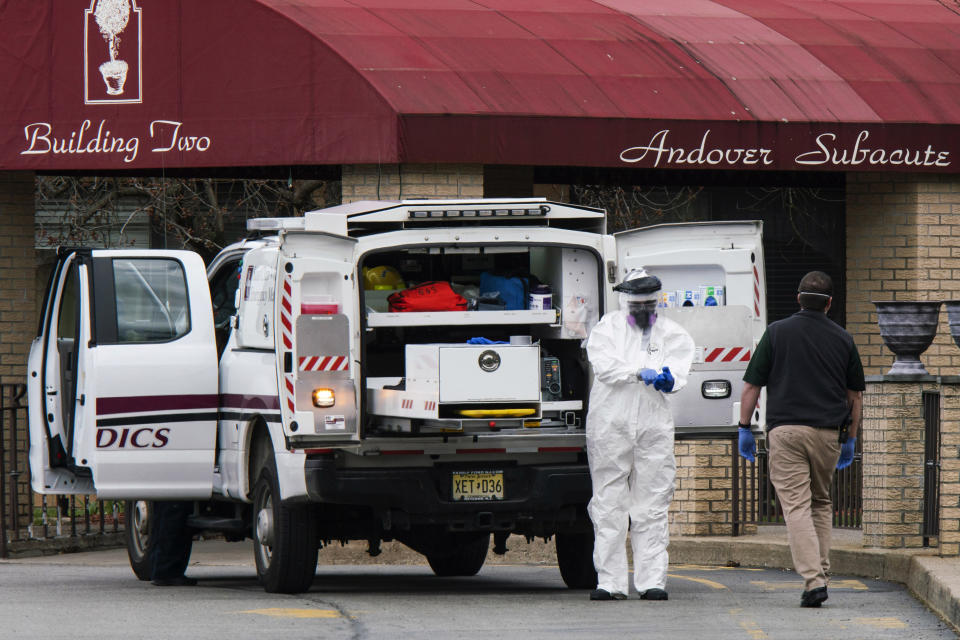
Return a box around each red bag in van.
[388,282,468,312]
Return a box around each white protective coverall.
[585,298,695,596]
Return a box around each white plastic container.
[528,284,552,310]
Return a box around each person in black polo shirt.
[736,270,864,608]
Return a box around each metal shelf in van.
[366,309,559,327]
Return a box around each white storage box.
[406,343,540,402]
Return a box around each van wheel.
[426,532,490,577]
[252,457,318,593]
[556,531,597,589]
[125,500,154,581]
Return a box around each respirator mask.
[626,299,658,330]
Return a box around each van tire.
[125,500,154,581]
[556,530,598,589]
[252,457,318,593]
[426,532,490,577]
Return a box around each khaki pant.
[768,425,841,591]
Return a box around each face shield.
[614,269,662,331]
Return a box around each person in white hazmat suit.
[585,269,695,601]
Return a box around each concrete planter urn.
[873,300,941,375]
[944,300,960,350]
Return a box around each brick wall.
[0,172,36,385]
[671,438,754,536]
[0,171,36,531]
[847,173,960,376]
[862,379,932,549]
[341,164,483,202]
[940,383,960,556]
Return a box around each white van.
[27,198,765,593]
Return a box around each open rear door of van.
[28,248,218,499]
[613,221,766,435]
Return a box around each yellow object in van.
[458,408,536,418]
[363,265,404,290]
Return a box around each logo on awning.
[84,0,143,104]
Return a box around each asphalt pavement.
[4,525,960,635]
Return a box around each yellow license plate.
[452,471,503,501]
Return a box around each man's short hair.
[798,271,832,311]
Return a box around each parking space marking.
[671,564,763,572]
[749,579,867,591]
[729,608,768,639]
[854,617,908,630]
[239,608,342,619]
[666,573,728,590]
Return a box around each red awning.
[2,0,960,172]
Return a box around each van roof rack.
[247,199,606,237]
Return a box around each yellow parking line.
[729,609,768,639]
[749,578,867,591]
[738,619,768,639]
[666,573,728,590]
[830,579,869,591]
[671,564,763,572]
[854,617,908,630]
[239,608,342,619]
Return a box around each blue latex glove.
[466,337,507,344]
[738,427,756,462]
[638,368,658,385]
[837,436,857,470]
[653,366,674,392]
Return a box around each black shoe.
[590,588,627,601]
[800,586,828,608]
[640,588,669,601]
[151,576,198,587]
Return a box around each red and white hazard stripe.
[424,401,436,411]
[753,264,761,317]
[704,347,751,362]
[299,356,349,372]
[401,399,414,409]
[280,276,295,413]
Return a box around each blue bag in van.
[479,272,527,310]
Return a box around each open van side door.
[612,221,766,435]
[28,249,218,499]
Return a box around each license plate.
[452,471,503,501]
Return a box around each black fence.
[923,391,940,545]
[2,380,864,555]
[733,433,863,533]
[0,383,126,558]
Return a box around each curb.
[4,533,125,559]
[908,556,960,634]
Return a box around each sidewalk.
[5,526,959,632]
[669,525,960,632]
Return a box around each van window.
[113,258,190,343]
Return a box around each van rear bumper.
[302,457,592,532]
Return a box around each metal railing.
[734,434,863,532]
[0,383,125,558]
[2,379,865,554]
[923,391,940,545]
